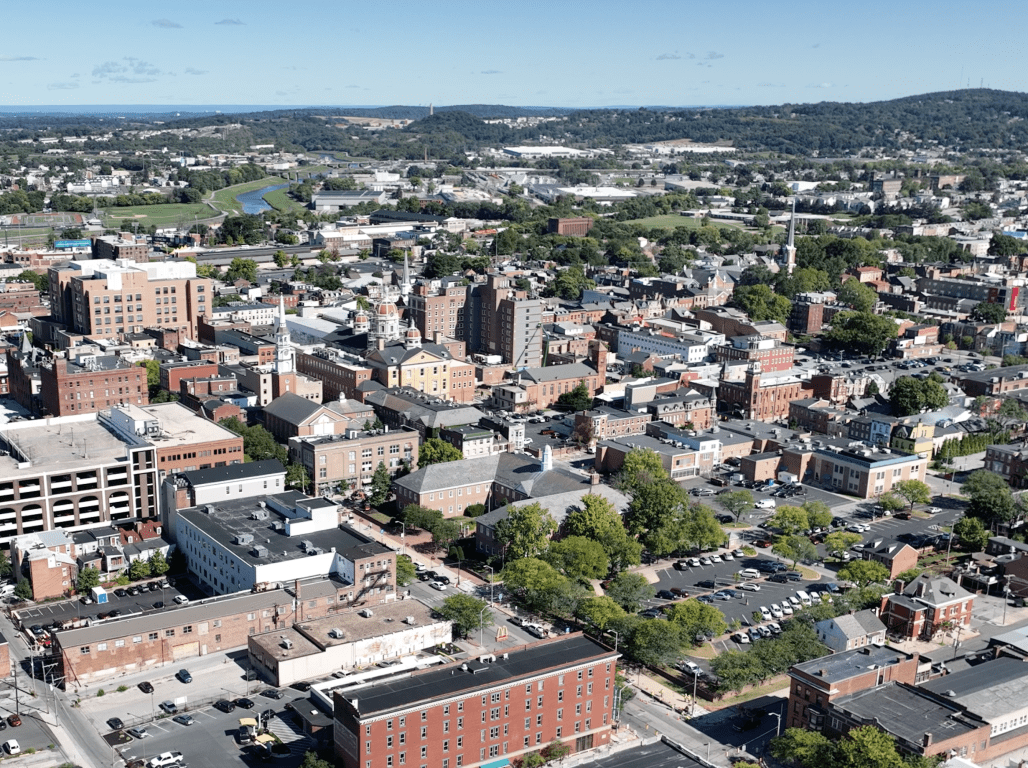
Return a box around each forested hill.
[5,89,1028,157]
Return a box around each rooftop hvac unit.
[234,533,254,546]
[281,638,293,649]
[328,628,345,639]
[301,540,314,552]
[251,509,269,520]
[359,609,374,618]
[251,545,269,558]
[404,616,416,625]
[309,548,325,556]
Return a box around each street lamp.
[771,711,782,737]
[605,629,619,653]
[479,605,489,648]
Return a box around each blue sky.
[1,0,1022,108]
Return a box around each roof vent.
[234,533,254,546]
[404,616,416,625]
[251,545,269,558]
[281,638,293,649]
[359,609,374,618]
[328,628,345,639]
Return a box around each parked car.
[173,595,189,605]
[678,660,701,676]
[107,717,125,731]
[738,582,760,592]
[769,573,790,583]
[3,741,20,756]
[138,681,154,694]
[732,632,750,644]
[128,728,149,740]
[753,499,776,510]
[113,589,128,598]
[215,700,237,713]
[159,701,178,715]
[172,715,194,726]
[759,606,772,620]
[235,698,256,710]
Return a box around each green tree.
[616,449,668,495]
[436,594,492,639]
[665,599,728,642]
[954,516,989,551]
[878,492,905,513]
[500,558,565,594]
[285,463,310,492]
[495,503,557,560]
[541,740,571,763]
[225,257,258,283]
[300,750,333,768]
[962,469,1015,525]
[273,250,289,268]
[889,376,948,416]
[76,566,100,593]
[396,555,416,587]
[773,535,818,568]
[836,726,904,768]
[824,311,898,357]
[730,283,792,324]
[0,550,11,580]
[431,518,464,551]
[838,560,890,587]
[825,531,862,555]
[14,579,32,600]
[719,490,754,522]
[802,500,832,529]
[417,438,464,467]
[401,505,444,532]
[564,494,642,571]
[147,550,169,576]
[972,301,1007,324]
[627,619,685,667]
[138,359,160,388]
[892,479,932,511]
[556,381,593,412]
[710,650,765,694]
[768,506,809,536]
[545,536,609,581]
[770,728,833,767]
[836,279,879,312]
[369,462,392,506]
[577,596,626,630]
[548,265,596,300]
[604,572,655,612]
[624,479,685,536]
[128,558,151,580]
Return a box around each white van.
[796,590,812,606]
[0,584,15,597]
[738,568,761,580]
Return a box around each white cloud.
[0,56,41,62]
[152,18,182,28]
[47,81,79,90]
[656,53,680,61]
[215,18,244,25]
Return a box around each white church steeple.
[275,295,294,374]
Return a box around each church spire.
[781,198,797,275]
[274,295,294,374]
[401,252,411,299]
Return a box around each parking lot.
[14,579,193,638]
[116,695,311,768]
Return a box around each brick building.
[440,425,501,460]
[809,440,927,499]
[262,392,374,443]
[573,407,652,444]
[594,433,721,481]
[40,353,149,416]
[644,389,715,430]
[408,280,469,344]
[713,336,795,373]
[48,259,211,341]
[719,365,810,422]
[956,363,1028,398]
[289,427,419,489]
[332,633,619,768]
[880,575,974,641]
[786,645,920,730]
[296,351,374,402]
[547,217,595,236]
[861,540,919,579]
[984,444,1028,489]
[158,359,219,393]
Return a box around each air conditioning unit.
[359,609,374,618]
[328,628,345,639]
[281,638,293,649]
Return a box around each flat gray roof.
[792,645,915,684]
[0,416,142,479]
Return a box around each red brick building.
[787,645,920,731]
[547,217,594,236]
[333,634,619,768]
[296,350,374,402]
[880,575,974,641]
[719,366,811,422]
[713,337,795,373]
[41,354,149,416]
[159,359,219,393]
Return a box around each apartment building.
[39,352,149,416]
[879,575,974,641]
[475,274,543,368]
[956,363,1028,398]
[985,444,1028,489]
[713,335,795,373]
[333,634,619,768]
[48,259,211,341]
[408,280,469,343]
[289,427,419,488]
[296,350,374,402]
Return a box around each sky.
[1,0,1024,109]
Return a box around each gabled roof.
[264,393,345,426]
[901,574,972,607]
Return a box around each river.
[236,183,289,214]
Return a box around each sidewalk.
[630,668,709,717]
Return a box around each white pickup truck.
[148,752,184,768]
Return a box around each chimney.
[434,331,443,344]
[377,337,385,351]
[540,444,553,472]
[893,579,904,595]
[923,733,933,748]
[590,471,600,486]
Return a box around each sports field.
[102,203,213,229]
[11,212,83,227]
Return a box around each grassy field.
[0,226,51,248]
[262,186,306,213]
[102,203,213,229]
[209,176,288,216]
[624,214,706,229]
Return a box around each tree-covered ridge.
[7,89,1028,157]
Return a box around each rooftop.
[0,413,144,478]
[334,634,617,718]
[792,645,916,684]
[178,494,389,568]
[832,682,981,748]
[294,599,440,650]
[921,656,1028,722]
[180,459,285,488]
